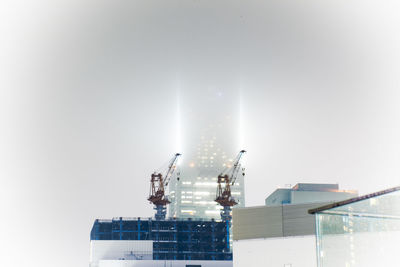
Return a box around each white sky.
[1,1,400,267]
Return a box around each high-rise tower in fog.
[169,87,245,220]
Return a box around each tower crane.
[215,150,246,222]
[148,153,181,220]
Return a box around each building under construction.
[90,217,231,262]
[89,151,245,267]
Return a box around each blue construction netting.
[90,217,232,261]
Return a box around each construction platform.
[90,217,232,261]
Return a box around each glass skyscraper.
[169,87,245,220]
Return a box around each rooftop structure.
[90,217,232,267]
[233,202,329,240]
[265,183,357,206]
[232,183,358,267]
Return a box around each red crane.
[148,153,181,220]
[215,150,246,221]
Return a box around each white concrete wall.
[319,231,400,267]
[233,236,317,267]
[90,241,153,267]
[99,260,233,267]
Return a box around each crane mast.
[148,153,181,220]
[215,150,246,222]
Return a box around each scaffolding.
[90,217,232,261]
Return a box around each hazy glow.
[239,87,245,150]
[175,82,183,154]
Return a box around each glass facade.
[313,187,400,267]
[169,88,245,220]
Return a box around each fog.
[1,1,400,267]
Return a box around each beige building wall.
[232,202,328,240]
